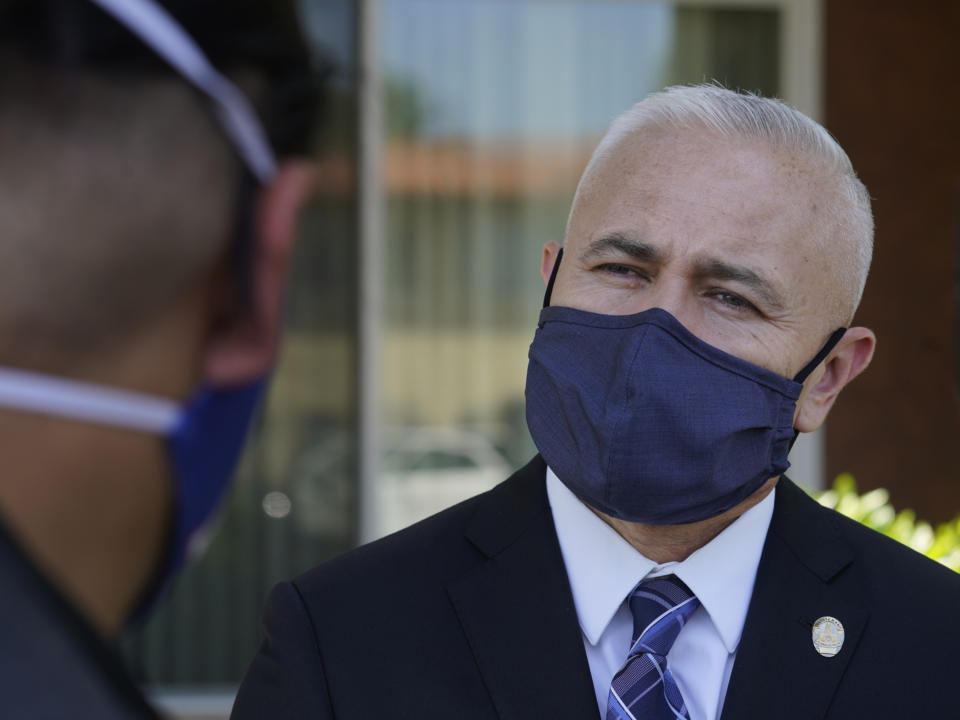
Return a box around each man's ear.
[541,242,562,286]
[794,326,876,432]
[202,161,316,385]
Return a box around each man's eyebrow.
[694,258,787,311]
[580,234,663,262]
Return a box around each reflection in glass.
[376,0,780,538]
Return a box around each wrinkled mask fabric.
[525,250,845,525]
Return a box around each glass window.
[373,0,781,539]
[126,1,806,707]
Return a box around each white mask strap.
[0,367,180,434]
[87,0,277,183]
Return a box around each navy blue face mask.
[525,249,845,525]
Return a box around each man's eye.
[712,290,758,313]
[596,263,641,277]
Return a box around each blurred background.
[127,0,960,717]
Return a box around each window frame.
[356,0,827,545]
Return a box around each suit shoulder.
[293,484,489,604]
[291,455,547,612]
[827,504,960,593]
[778,480,960,594]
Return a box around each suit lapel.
[720,479,869,720]
[447,456,599,720]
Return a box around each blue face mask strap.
[542,247,564,308]
[75,0,281,621]
[793,327,847,384]
[86,0,277,184]
[788,326,847,450]
[83,0,280,316]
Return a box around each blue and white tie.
[606,575,700,720]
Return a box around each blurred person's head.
[0,0,325,635]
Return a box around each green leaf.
[809,475,960,574]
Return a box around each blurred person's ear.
[202,161,316,384]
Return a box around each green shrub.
[812,474,960,572]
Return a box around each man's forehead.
[572,187,812,266]
[627,135,807,198]
[567,133,841,318]
[572,131,821,256]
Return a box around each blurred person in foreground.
[0,1,324,717]
[234,85,960,719]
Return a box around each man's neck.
[0,410,170,637]
[594,478,779,563]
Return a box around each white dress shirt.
[546,468,775,720]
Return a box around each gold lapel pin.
[812,616,845,657]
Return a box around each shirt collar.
[546,467,775,655]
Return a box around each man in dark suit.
[0,1,322,717]
[233,86,960,719]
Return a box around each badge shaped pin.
[812,616,845,657]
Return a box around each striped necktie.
[606,575,700,720]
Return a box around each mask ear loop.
[793,327,847,384]
[78,0,277,623]
[542,247,564,308]
[789,326,848,449]
[86,0,276,183]
[230,169,259,316]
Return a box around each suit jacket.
[0,519,158,720]
[232,456,960,719]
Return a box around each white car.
[377,427,512,535]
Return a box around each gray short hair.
[572,84,873,319]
